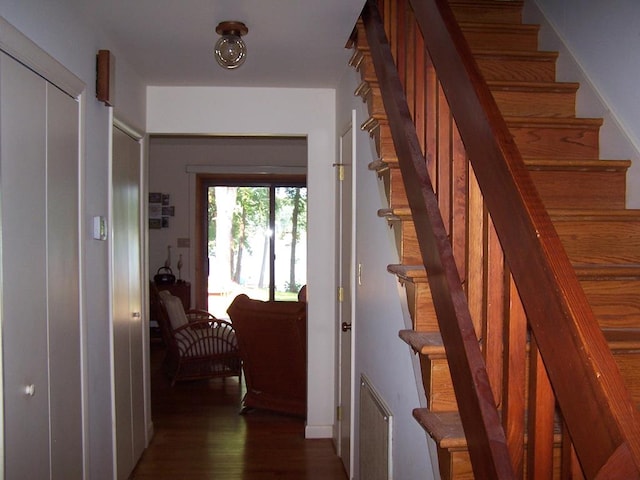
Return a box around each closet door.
[0,52,81,478]
[112,126,145,479]
[1,49,50,480]
[46,80,82,478]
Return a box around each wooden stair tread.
[399,330,444,356]
[473,49,558,62]
[387,264,427,281]
[459,22,539,34]
[413,410,469,449]
[449,0,524,8]
[524,158,631,171]
[487,80,579,92]
[574,264,640,279]
[368,159,390,172]
[549,208,640,220]
[400,328,640,356]
[505,115,603,128]
[413,409,562,450]
[378,207,412,220]
[602,328,640,350]
[376,157,632,172]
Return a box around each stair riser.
[462,27,538,52]
[405,281,439,331]
[388,170,408,208]
[423,341,640,412]
[476,56,556,82]
[554,220,640,264]
[530,169,627,210]
[357,58,376,85]
[508,123,600,159]
[613,351,640,405]
[580,278,640,328]
[363,86,384,119]
[439,448,474,480]
[398,221,422,264]
[439,446,562,480]
[492,88,575,118]
[423,356,457,412]
[376,169,407,210]
[374,123,398,165]
[450,2,523,25]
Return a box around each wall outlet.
[177,237,190,248]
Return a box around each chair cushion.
[158,290,188,330]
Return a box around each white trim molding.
[0,16,85,98]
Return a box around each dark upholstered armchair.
[226,294,307,417]
[154,288,241,386]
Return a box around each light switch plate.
[93,215,108,240]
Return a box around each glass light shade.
[214,34,246,69]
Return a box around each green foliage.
[207,188,216,256]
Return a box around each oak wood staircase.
[349,0,640,478]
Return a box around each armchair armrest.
[186,309,216,323]
[173,319,238,357]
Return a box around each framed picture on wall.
[162,206,175,216]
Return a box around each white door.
[112,125,145,479]
[336,110,356,478]
[1,51,82,478]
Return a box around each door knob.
[341,322,352,332]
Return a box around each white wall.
[0,1,147,478]
[147,86,337,437]
[148,136,307,283]
[336,67,436,479]
[527,0,640,207]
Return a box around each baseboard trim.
[305,424,333,439]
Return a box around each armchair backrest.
[227,294,307,416]
[157,290,188,330]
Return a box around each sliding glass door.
[198,176,307,318]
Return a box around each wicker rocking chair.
[155,289,241,386]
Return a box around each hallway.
[131,343,348,479]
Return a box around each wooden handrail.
[361,0,640,477]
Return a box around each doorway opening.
[195,174,307,318]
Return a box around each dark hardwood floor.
[131,342,348,479]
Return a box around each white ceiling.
[86,0,366,88]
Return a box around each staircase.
[349,0,640,478]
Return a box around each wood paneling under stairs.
[131,344,347,480]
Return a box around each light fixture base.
[215,21,248,37]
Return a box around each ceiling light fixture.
[214,21,248,70]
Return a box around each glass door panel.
[274,187,307,300]
[208,186,270,317]
[206,183,307,318]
